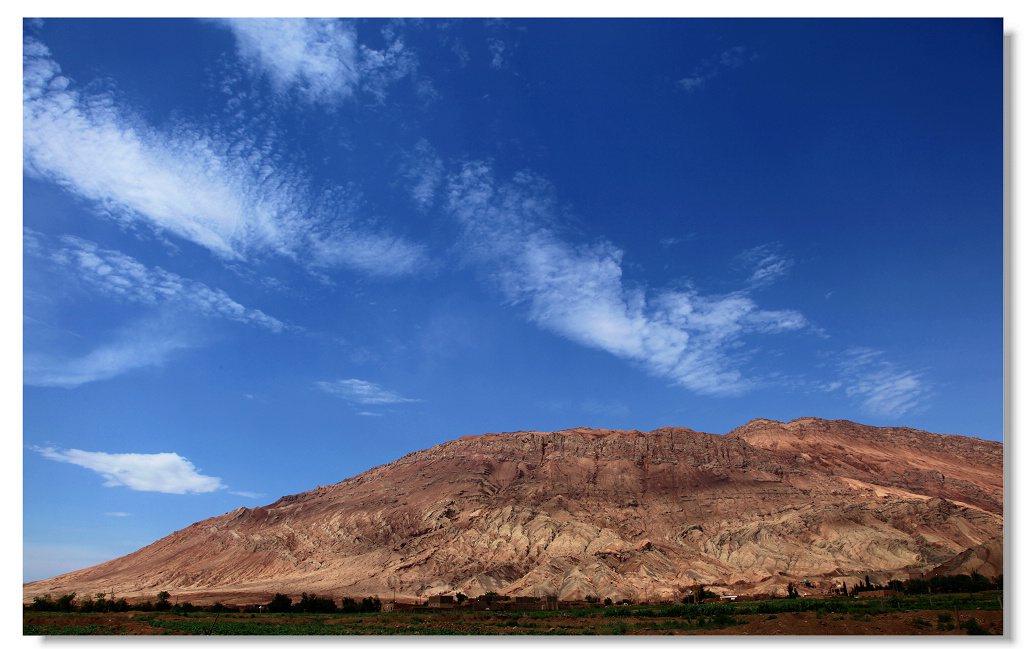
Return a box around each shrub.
[267,593,292,613]
[155,591,172,611]
[56,593,77,612]
[27,595,56,612]
[295,593,338,614]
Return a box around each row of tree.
[27,591,173,613]
[26,590,382,615]
[267,593,382,614]
[849,570,1001,596]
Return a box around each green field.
[24,591,1003,636]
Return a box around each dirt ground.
[24,607,1004,636]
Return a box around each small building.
[472,594,511,610]
[427,595,455,609]
[856,589,895,598]
[381,601,419,612]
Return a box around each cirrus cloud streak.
[23,36,427,278]
[444,162,809,395]
[315,378,420,405]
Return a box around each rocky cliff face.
[24,418,1002,604]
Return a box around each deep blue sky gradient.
[22,18,1003,582]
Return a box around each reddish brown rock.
[24,418,1002,605]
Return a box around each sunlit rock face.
[24,418,1002,605]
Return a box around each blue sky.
[21,17,1004,582]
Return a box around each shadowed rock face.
[24,418,1002,604]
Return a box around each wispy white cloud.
[105,512,131,517]
[32,446,226,494]
[445,162,808,395]
[659,235,696,247]
[229,491,263,499]
[27,230,290,333]
[216,19,419,106]
[736,243,795,289]
[401,139,445,211]
[22,37,427,277]
[315,378,420,405]
[359,24,419,104]
[835,347,931,417]
[679,45,756,93]
[23,318,196,388]
[216,18,361,105]
[489,39,508,69]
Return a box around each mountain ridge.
[24,417,1002,605]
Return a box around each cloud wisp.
[445,162,808,395]
[835,347,932,417]
[23,36,427,278]
[679,45,756,92]
[216,18,361,105]
[216,19,419,107]
[736,243,795,289]
[315,379,420,405]
[27,230,290,333]
[401,139,445,211]
[23,318,197,388]
[32,446,226,494]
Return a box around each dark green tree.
[695,584,715,602]
[27,595,56,611]
[155,591,172,611]
[360,596,381,612]
[296,593,338,613]
[268,593,292,613]
[56,592,77,612]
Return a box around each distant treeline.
[853,571,1001,596]
[267,593,381,614]
[25,590,380,615]
[26,572,1001,614]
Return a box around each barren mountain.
[24,417,1002,605]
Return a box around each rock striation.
[24,417,1002,604]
